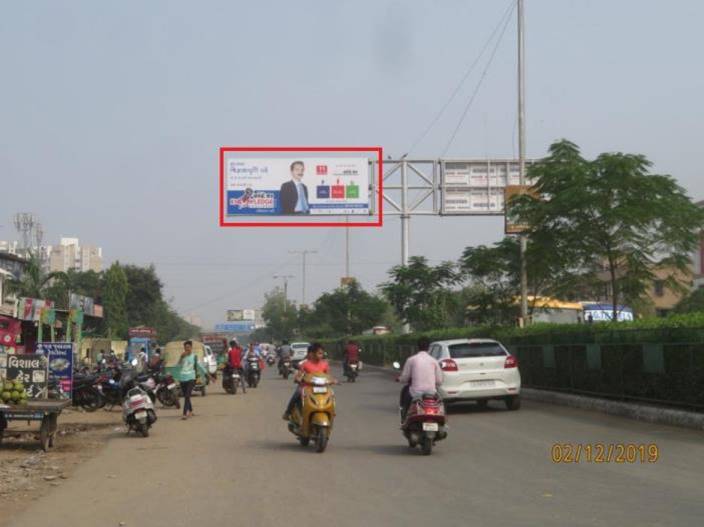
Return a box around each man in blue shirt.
[279,161,310,214]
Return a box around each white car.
[203,345,218,375]
[429,339,521,410]
[290,342,310,368]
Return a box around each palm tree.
[6,252,65,299]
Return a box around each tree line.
[256,140,704,339]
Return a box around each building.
[0,251,28,316]
[48,237,102,273]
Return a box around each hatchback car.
[429,339,521,410]
[290,342,310,368]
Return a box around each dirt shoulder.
[0,407,122,524]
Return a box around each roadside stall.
[0,353,70,451]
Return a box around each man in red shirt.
[225,339,244,389]
[283,343,335,420]
[343,339,360,376]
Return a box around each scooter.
[393,361,448,455]
[246,357,261,388]
[287,373,336,453]
[278,359,292,380]
[122,385,157,437]
[344,360,360,383]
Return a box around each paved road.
[10,367,704,527]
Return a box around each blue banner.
[37,342,74,398]
[214,322,255,333]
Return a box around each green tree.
[300,280,389,337]
[380,256,461,331]
[122,264,163,327]
[6,252,65,299]
[513,140,704,320]
[102,262,129,338]
[673,287,704,314]
[260,287,298,341]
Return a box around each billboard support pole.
[400,160,411,334]
[517,0,529,325]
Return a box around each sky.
[2,0,703,328]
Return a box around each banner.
[37,342,74,398]
[128,326,157,339]
[214,322,255,333]
[17,298,54,322]
[225,158,369,215]
[0,353,49,399]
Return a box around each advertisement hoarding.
[225,157,369,216]
[227,309,255,321]
[37,342,74,398]
[214,322,255,333]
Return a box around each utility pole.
[517,0,528,326]
[345,215,350,279]
[289,250,317,306]
[273,274,294,303]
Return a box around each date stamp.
[551,443,659,463]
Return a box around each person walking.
[178,340,207,420]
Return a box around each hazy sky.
[2,0,703,327]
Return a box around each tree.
[102,262,129,338]
[380,257,461,331]
[6,252,65,299]
[300,280,389,338]
[260,287,298,341]
[513,140,704,320]
[673,287,704,314]
[122,264,163,327]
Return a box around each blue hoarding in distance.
[214,322,255,333]
[37,342,74,398]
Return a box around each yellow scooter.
[288,373,336,453]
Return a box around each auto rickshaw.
[162,340,210,396]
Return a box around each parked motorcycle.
[72,372,103,412]
[393,362,448,455]
[287,373,336,453]
[122,386,157,437]
[154,372,180,408]
[246,357,261,388]
[222,366,245,395]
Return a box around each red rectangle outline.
[219,147,383,227]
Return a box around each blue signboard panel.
[37,342,74,398]
[214,322,255,333]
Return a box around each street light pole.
[518,0,528,326]
[273,274,294,303]
[289,250,317,306]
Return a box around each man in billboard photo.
[279,160,310,214]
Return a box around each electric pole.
[273,274,294,303]
[289,250,317,306]
[517,0,528,326]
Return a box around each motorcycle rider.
[398,337,443,422]
[224,339,245,393]
[342,339,360,376]
[278,340,292,373]
[282,343,336,420]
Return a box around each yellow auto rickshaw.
[162,340,210,396]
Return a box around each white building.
[48,237,103,273]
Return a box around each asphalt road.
[10,366,704,527]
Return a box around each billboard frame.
[219,147,383,228]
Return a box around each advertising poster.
[0,353,49,399]
[37,342,74,397]
[225,158,369,216]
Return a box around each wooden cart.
[0,400,71,452]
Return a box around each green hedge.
[320,313,704,409]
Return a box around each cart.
[0,400,71,452]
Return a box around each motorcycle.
[222,366,245,395]
[287,373,336,453]
[122,385,157,437]
[154,372,180,408]
[71,372,103,412]
[344,360,360,383]
[278,359,292,380]
[393,362,448,455]
[266,354,276,366]
[246,357,261,388]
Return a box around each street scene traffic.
[2,1,704,526]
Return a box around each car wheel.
[505,395,521,411]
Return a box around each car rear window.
[449,342,506,358]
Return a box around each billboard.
[214,321,255,333]
[440,160,535,215]
[227,309,255,321]
[225,157,369,216]
[37,342,74,398]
